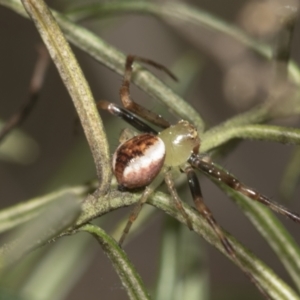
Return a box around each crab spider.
[98,55,300,299]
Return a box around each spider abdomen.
[112,133,165,189]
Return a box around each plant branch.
[20,0,111,193]
[202,124,300,153]
[81,224,151,300]
[0,0,205,132]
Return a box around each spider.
[98,55,300,299]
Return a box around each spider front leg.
[98,54,177,132]
[97,100,157,134]
[120,55,177,129]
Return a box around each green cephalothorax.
[159,120,200,167]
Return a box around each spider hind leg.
[183,165,235,256]
[118,173,164,246]
[118,186,152,246]
[183,164,272,299]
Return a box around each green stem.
[20,0,111,192]
[202,124,300,153]
[0,186,87,234]
[81,224,151,300]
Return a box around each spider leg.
[97,100,157,134]
[189,154,300,223]
[183,165,235,256]
[164,170,193,230]
[120,55,177,129]
[118,172,164,246]
[118,186,152,246]
[183,165,272,300]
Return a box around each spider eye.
[112,133,165,189]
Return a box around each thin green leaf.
[65,1,300,84]
[174,224,209,300]
[20,236,94,300]
[202,124,300,153]
[156,218,209,300]
[155,218,180,300]
[280,147,300,202]
[0,186,87,234]
[81,224,151,300]
[0,193,82,271]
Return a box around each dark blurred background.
[1,0,300,299]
